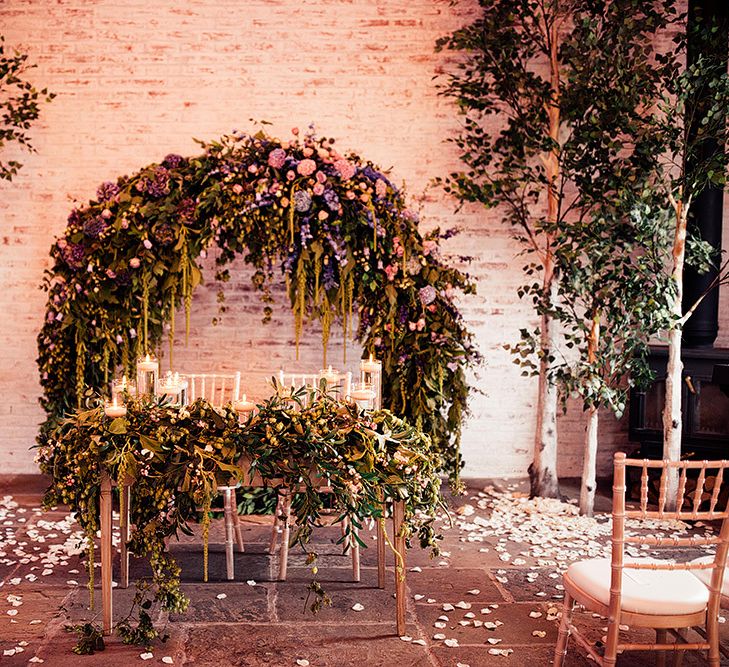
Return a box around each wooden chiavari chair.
[271,370,361,582]
[554,452,729,667]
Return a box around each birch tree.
[646,57,729,502]
[437,0,675,498]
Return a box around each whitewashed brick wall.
[0,0,726,481]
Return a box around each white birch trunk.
[662,199,687,509]
[580,405,599,517]
[530,277,560,498]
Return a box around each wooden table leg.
[277,489,291,581]
[120,483,130,589]
[377,492,386,590]
[393,499,406,637]
[223,488,235,581]
[351,518,361,583]
[269,490,282,555]
[100,471,113,636]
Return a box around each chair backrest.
[275,370,352,407]
[612,453,729,617]
[185,372,241,408]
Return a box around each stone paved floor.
[1,474,727,666]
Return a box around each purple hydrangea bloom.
[67,209,81,229]
[147,166,170,198]
[153,222,176,246]
[419,285,437,306]
[83,215,109,238]
[162,154,185,169]
[96,181,120,202]
[294,190,312,212]
[268,148,287,169]
[323,189,339,212]
[61,243,85,271]
[177,197,196,222]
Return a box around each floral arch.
[37,126,478,477]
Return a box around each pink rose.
[232,183,244,194]
[297,159,317,177]
[143,239,153,250]
[316,171,327,184]
[248,164,258,174]
[313,183,325,196]
[423,239,438,256]
[384,264,398,282]
[317,148,330,160]
[303,147,314,157]
[101,209,112,219]
[286,170,296,181]
[129,257,141,268]
[318,210,328,220]
[291,127,299,136]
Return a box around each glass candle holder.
[136,354,159,397]
[359,355,382,410]
[158,370,183,405]
[111,374,136,400]
[318,365,348,400]
[233,394,256,423]
[350,382,376,411]
[104,395,127,418]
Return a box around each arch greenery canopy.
[37,126,479,477]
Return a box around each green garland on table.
[36,388,444,647]
[36,126,480,482]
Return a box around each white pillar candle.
[104,394,127,418]
[359,355,382,410]
[234,394,256,422]
[319,366,342,398]
[158,371,183,404]
[350,383,376,411]
[136,354,159,397]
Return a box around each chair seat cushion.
[689,555,729,598]
[565,557,710,615]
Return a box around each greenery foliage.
[38,388,445,644]
[435,0,680,414]
[36,126,479,481]
[0,35,54,181]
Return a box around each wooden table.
[99,472,408,636]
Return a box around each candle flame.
[328,365,333,373]
[145,353,151,362]
[242,393,246,402]
[112,394,118,408]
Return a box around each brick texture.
[0,0,726,481]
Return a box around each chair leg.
[655,629,667,667]
[277,490,291,582]
[553,591,573,667]
[673,628,688,667]
[604,612,621,667]
[707,611,721,667]
[223,489,235,581]
[269,491,282,555]
[351,518,360,583]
